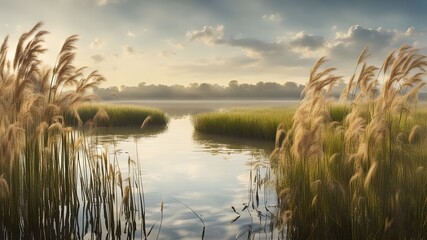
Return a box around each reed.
[274,45,427,239]
[0,23,152,239]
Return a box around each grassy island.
[71,104,169,127]
[192,105,347,141]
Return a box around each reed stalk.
[274,45,427,239]
[0,22,152,239]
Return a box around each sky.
[0,0,426,87]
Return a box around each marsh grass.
[71,104,168,127]
[193,108,295,141]
[193,106,348,142]
[274,45,427,239]
[0,23,153,239]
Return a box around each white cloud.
[405,27,415,37]
[127,31,135,37]
[329,25,417,59]
[179,24,422,82]
[262,13,282,22]
[335,25,395,46]
[320,25,424,74]
[90,38,105,49]
[181,25,310,67]
[182,25,224,46]
[290,31,325,50]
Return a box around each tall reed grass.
[0,22,152,239]
[273,45,427,239]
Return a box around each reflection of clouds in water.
[157,200,248,239]
[89,116,280,239]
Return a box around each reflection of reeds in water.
[192,130,274,156]
[274,46,427,239]
[0,23,151,239]
[193,128,282,238]
[234,156,282,239]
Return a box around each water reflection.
[88,116,283,239]
[193,131,274,156]
[86,125,167,140]
[2,100,290,239]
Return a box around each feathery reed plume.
[0,22,122,239]
[288,57,341,160]
[0,174,9,199]
[364,161,378,190]
[408,125,422,144]
[275,44,427,239]
[92,108,110,127]
[357,46,370,66]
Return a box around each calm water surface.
[94,100,294,239]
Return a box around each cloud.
[262,13,282,22]
[182,25,224,46]
[328,25,419,62]
[127,31,135,37]
[122,45,136,55]
[90,38,105,49]
[405,27,415,37]
[179,24,422,81]
[182,25,310,67]
[290,32,325,50]
[91,54,105,63]
[219,38,303,65]
[335,25,395,48]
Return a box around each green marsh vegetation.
[0,23,157,239]
[273,46,427,239]
[73,104,168,127]
[193,108,295,141]
[193,105,348,141]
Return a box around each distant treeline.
[94,81,312,100]
[94,80,427,100]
